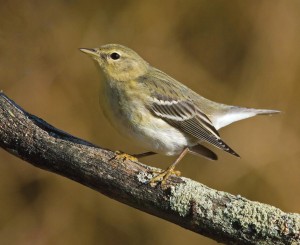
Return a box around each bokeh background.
[0,1,300,244]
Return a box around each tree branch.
[0,92,299,245]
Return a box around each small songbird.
[80,44,279,184]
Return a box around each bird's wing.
[143,70,239,157]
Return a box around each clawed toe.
[112,151,138,162]
[149,167,181,186]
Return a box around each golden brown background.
[0,1,299,244]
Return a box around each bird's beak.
[79,48,98,58]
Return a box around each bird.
[80,44,279,185]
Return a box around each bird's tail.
[211,106,280,130]
[235,107,280,115]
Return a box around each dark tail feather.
[188,144,218,161]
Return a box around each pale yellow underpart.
[100,79,197,156]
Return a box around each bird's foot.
[112,151,138,162]
[149,167,181,186]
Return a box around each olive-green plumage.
[80,44,279,183]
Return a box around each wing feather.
[142,71,240,157]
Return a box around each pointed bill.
[79,48,98,58]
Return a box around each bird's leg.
[132,152,157,159]
[113,151,156,162]
[150,148,189,185]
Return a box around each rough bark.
[0,92,299,245]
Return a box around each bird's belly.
[101,89,196,155]
[130,115,195,156]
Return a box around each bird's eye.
[110,52,120,60]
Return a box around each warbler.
[80,44,279,184]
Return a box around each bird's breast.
[99,80,197,155]
[100,80,148,136]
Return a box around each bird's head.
[80,44,149,81]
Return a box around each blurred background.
[0,0,299,244]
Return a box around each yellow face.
[80,44,149,81]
